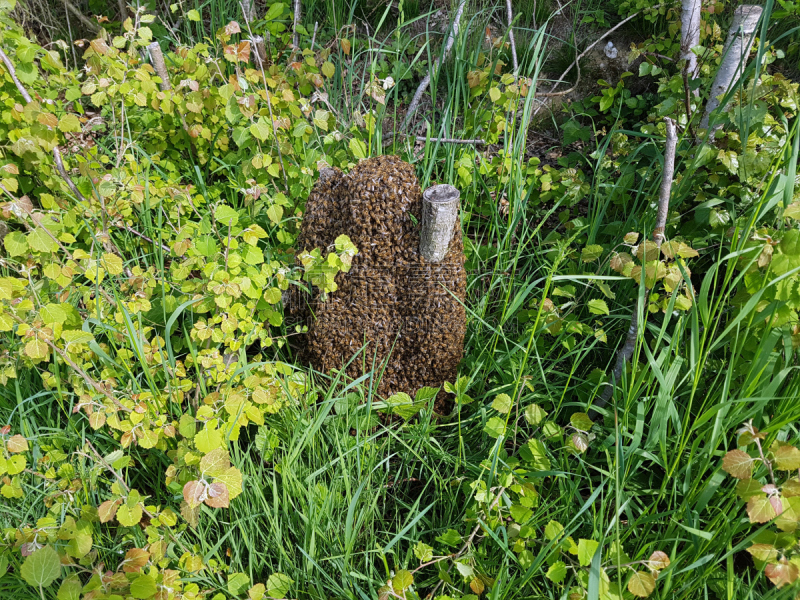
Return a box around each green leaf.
[187,8,201,20]
[570,412,594,431]
[588,299,610,316]
[492,393,512,414]
[264,288,282,304]
[179,414,196,439]
[321,62,335,78]
[117,503,143,527]
[214,205,239,227]
[436,529,462,547]
[266,573,293,599]
[195,424,223,453]
[349,138,367,159]
[266,204,284,224]
[524,403,547,425]
[578,539,599,567]
[519,438,550,470]
[413,542,433,562]
[130,573,157,599]
[251,118,271,142]
[484,417,506,438]
[489,86,502,103]
[4,231,28,256]
[544,520,564,541]
[57,575,82,600]
[581,244,604,262]
[58,114,81,133]
[228,573,250,596]
[627,571,656,597]
[27,228,58,253]
[20,545,61,588]
[392,570,414,592]
[546,561,567,583]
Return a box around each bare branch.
[242,4,289,190]
[506,0,518,74]
[63,0,102,33]
[0,47,33,103]
[147,42,171,91]
[533,4,664,110]
[654,117,677,247]
[590,117,678,421]
[402,0,468,130]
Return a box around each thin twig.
[241,3,289,190]
[114,222,171,253]
[428,486,507,598]
[311,22,319,50]
[2,47,134,279]
[0,47,33,102]
[590,117,677,421]
[533,5,664,109]
[506,0,518,74]
[416,136,486,145]
[402,0,468,130]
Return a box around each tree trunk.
[680,0,701,82]
[699,5,763,131]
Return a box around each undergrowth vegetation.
[0,0,799,598]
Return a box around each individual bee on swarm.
[292,156,466,414]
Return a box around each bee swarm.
[293,155,466,412]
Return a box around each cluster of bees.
[292,155,466,410]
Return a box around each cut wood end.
[423,184,460,205]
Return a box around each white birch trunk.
[699,5,763,131]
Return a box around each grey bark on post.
[680,0,701,82]
[147,42,171,91]
[699,5,763,131]
[420,185,460,263]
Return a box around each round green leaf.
[20,545,61,588]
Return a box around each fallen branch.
[416,136,486,145]
[402,0,467,130]
[532,4,663,111]
[589,117,677,421]
[64,0,102,34]
[506,0,518,74]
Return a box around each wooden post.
[420,185,460,263]
[147,42,171,91]
[699,5,763,131]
